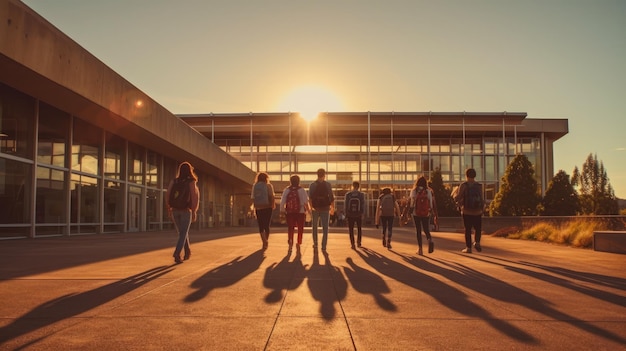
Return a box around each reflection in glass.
[36,167,66,223]
[70,173,99,224]
[128,143,144,184]
[0,83,35,158]
[105,133,125,180]
[0,158,31,225]
[72,119,100,174]
[146,151,159,187]
[38,103,69,167]
[104,180,124,223]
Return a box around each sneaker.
[428,240,434,254]
[473,242,482,252]
[382,237,386,247]
[417,248,423,255]
[461,247,472,253]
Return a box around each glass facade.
[0,74,564,238]
[0,82,230,239]
[199,112,546,223]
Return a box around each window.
[105,133,125,180]
[103,180,124,223]
[70,173,99,224]
[0,158,31,226]
[146,151,160,187]
[128,143,144,184]
[38,103,69,167]
[0,83,35,158]
[36,167,66,223]
[72,119,101,175]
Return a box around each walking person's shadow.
[307,250,347,320]
[360,248,537,343]
[263,249,306,303]
[418,254,626,345]
[344,257,396,312]
[184,249,265,302]
[0,266,174,347]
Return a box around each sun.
[276,85,344,121]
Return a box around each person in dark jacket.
[454,168,484,253]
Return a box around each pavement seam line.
[262,261,293,351]
[326,255,357,351]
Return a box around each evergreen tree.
[575,153,619,214]
[540,170,580,215]
[428,168,458,216]
[571,166,580,188]
[489,154,541,216]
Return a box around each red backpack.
[414,188,431,217]
[285,186,301,214]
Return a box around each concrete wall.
[0,0,255,190]
[593,231,626,254]
[439,216,626,235]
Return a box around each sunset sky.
[22,0,626,198]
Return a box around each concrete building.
[0,0,255,238]
[0,0,568,237]
[179,112,568,223]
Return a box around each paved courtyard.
[1,226,624,350]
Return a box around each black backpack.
[311,181,331,209]
[346,192,362,217]
[169,178,191,209]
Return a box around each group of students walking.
[372,176,436,254]
[249,167,484,256]
[252,168,334,252]
[163,161,483,264]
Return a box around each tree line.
[429,153,621,217]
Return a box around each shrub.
[519,222,556,242]
[509,218,606,248]
[491,226,520,238]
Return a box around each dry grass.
[503,218,607,249]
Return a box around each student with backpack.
[280,174,310,251]
[166,161,200,264]
[410,176,437,255]
[308,168,334,251]
[375,187,401,249]
[251,172,276,250]
[344,181,365,249]
[454,168,484,253]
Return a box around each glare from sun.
[277,86,344,121]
